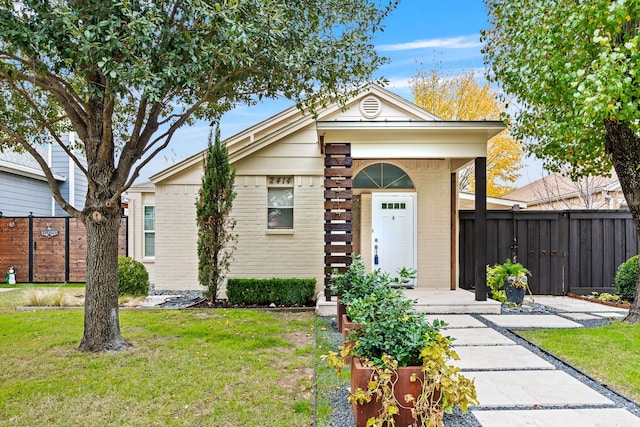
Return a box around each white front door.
[372,193,417,285]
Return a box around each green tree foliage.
[196,127,236,303]
[411,69,523,196]
[0,0,398,351]
[482,0,640,322]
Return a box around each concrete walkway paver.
[593,312,628,319]
[425,314,487,328]
[561,312,602,321]
[445,327,515,346]
[534,295,628,313]
[436,296,640,426]
[454,345,555,370]
[470,370,614,407]
[473,408,640,427]
[482,314,583,328]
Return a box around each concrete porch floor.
[316,288,501,316]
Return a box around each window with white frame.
[267,176,293,229]
[143,205,155,257]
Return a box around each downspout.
[68,132,76,211]
[48,143,55,216]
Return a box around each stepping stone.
[453,345,554,370]
[472,408,638,426]
[534,296,628,313]
[468,370,614,408]
[447,328,515,346]
[424,314,487,329]
[562,312,601,321]
[592,312,627,319]
[482,314,583,329]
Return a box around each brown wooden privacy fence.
[0,216,127,283]
[459,210,640,295]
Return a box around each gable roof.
[150,83,505,183]
[504,172,620,205]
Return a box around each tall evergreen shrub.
[195,126,237,302]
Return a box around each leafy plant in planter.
[330,254,416,331]
[329,254,372,331]
[325,278,478,426]
[487,259,531,304]
[329,254,368,300]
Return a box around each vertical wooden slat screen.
[323,143,353,300]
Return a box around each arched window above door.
[353,163,414,189]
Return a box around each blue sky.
[141,0,543,185]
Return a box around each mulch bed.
[566,293,631,309]
[187,299,315,312]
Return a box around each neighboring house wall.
[126,185,156,285]
[0,133,87,217]
[0,172,53,216]
[51,133,88,215]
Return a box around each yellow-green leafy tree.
[482,0,640,322]
[412,69,523,197]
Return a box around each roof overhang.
[459,192,527,210]
[316,120,505,159]
[0,160,66,182]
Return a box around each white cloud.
[377,35,482,52]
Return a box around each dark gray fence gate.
[459,210,640,295]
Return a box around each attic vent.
[359,96,381,119]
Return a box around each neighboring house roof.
[504,171,624,208]
[0,148,66,182]
[149,84,505,184]
[125,181,154,193]
[458,192,527,210]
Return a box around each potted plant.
[325,279,478,427]
[329,254,370,331]
[487,259,531,305]
[330,255,416,332]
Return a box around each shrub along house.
[126,84,504,300]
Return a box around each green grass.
[0,288,315,426]
[0,282,85,289]
[519,322,640,402]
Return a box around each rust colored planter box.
[341,313,359,343]
[341,314,359,364]
[337,298,346,332]
[351,357,425,427]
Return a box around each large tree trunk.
[604,119,640,323]
[78,211,131,352]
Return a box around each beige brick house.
[126,84,504,298]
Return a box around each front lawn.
[0,288,315,426]
[519,322,640,402]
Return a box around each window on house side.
[143,205,155,257]
[267,177,294,229]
